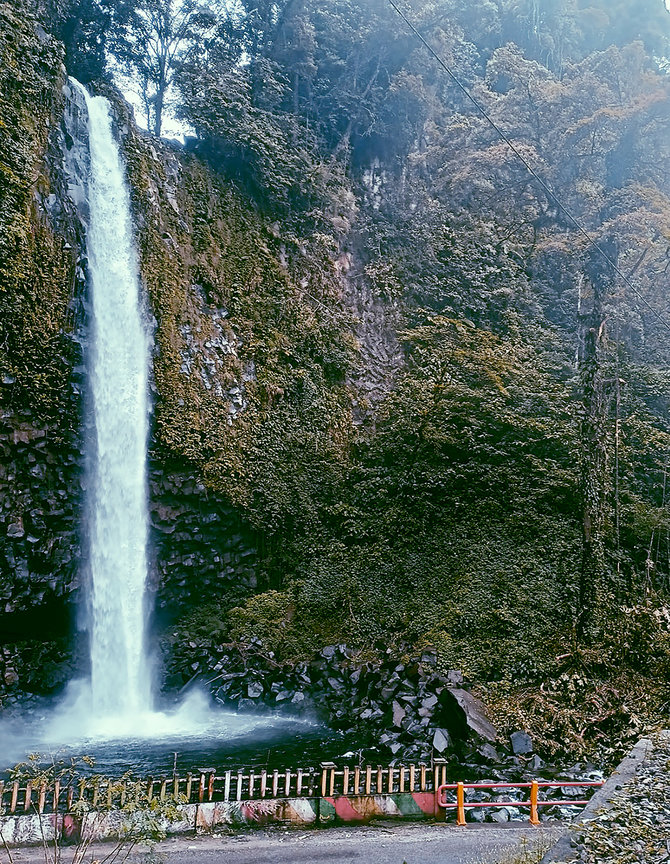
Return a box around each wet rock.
[247,681,264,698]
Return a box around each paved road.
[7,822,563,864]
[144,824,561,863]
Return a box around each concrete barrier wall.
[0,792,438,846]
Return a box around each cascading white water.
[72,80,151,718]
[2,79,304,752]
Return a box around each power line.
[388,0,670,334]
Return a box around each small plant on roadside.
[0,753,186,864]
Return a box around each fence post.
[530,780,540,825]
[456,782,466,826]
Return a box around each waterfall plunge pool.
[0,685,359,777]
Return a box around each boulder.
[478,743,500,762]
[247,681,264,698]
[392,700,406,728]
[490,808,510,823]
[432,728,451,753]
[510,731,533,755]
[449,689,497,742]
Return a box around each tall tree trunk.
[153,51,169,137]
[576,236,618,640]
[154,79,165,137]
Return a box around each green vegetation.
[3,0,670,760]
[0,1,78,424]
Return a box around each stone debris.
[510,730,534,755]
[554,731,670,863]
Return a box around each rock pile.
[177,639,540,769]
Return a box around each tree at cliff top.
[110,0,222,136]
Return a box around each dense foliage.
[6,0,670,754]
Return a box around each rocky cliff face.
[0,1,84,700]
[0,6,371,702]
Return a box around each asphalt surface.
[7,822,562,864]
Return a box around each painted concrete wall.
[0,793,437,846]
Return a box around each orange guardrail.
[437,780,604,825]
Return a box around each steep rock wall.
[0,3,405,703]
[0,2,84,700]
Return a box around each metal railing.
[0,762,448,816]
[0,765,603,822]
[437,780,604,825]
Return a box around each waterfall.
[0,80,304,761]
[72,80,152,718]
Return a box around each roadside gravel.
[552,731,670,863]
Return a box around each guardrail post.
[456,782,466,826]
[530,780,540,825]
